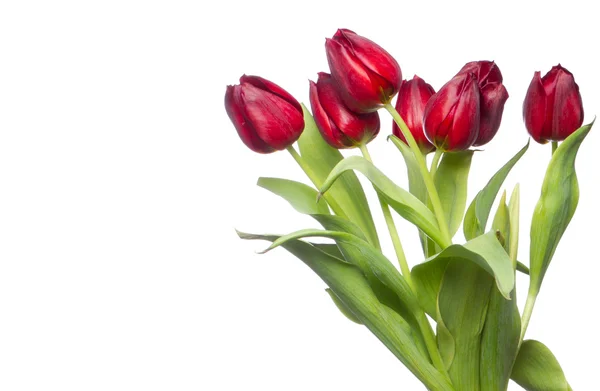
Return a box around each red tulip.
[457,61,509,146]
[325,29,401,113]
[225,75,304,153]
[309,73,380,148]
[423,73,480,151]
[393,75,436,154]
[523,64,584,144]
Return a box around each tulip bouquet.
[226,29,591,391]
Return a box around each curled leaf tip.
[316,193,323,203]
[235,229,248,239]
[257,246,273,255]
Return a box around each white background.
[0,0,598,390]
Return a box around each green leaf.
[517,261,530,275]
[463,142,529,240]
[297,105,380,248]
[260,228,419,314]
[389,135,436,256]
[437,259,494,390]
[389,135,427,203]
[257,177,330,215]
[511,340,569,391]
[238,232,453,391]
[311,214,367,241]
[480,288,520,391]
[325,288,362,324]
[434,151,474,238]
[479,194,520,391]
[508,185,521,268]
[319,155,447,248]
[491,191,510,251]
[529,122,593,294]
[412,231,514,318]
[308,214,428,357]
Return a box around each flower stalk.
[385,103,452,248]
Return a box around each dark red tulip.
[309,72,380,149]
[325,29,401,113]
[457,61,509,146]
[423,73,480,151]
[393,75,436,154]
[523,64,584,144]
[225,75,305,153]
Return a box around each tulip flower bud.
[309,72,380,149]
[392,75,436,154]
[325,29,402,113]
[423,73,480,151]
[523,64,584,144]
[457,61,509,146]
[225,75,305,153]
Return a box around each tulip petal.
[424,74,479,151]
[551,69,584,140]
[316,73,380,145]
[240,83,304,150]
[447,75,480,150]
[309,80,351,148]
[240,74,303,114]
[335,29,401,100]
[523,72,548,144]
[458,61,503,85]
[224,85,274,153]
[394,76,435,153]
[474,83,509,147]
[326,38,383,113]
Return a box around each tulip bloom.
[523,64,584,144]
[309,73,380,148]
[225,75,305,153]
[393,75,435,154]
[457,61,509,146]
[325,29,401,113]
[423,73,480,151]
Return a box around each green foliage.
[434,151,474,238]
[319,155,448,248]
[238,232,453,391]
[511,340,570,391]
[257,177,330,215]
[464,142,529,240]
[529,122,593,295]
[297,106,380,248]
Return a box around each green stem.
[519,290,538,345]
[415,311,450,380]
[385,103,452,248]
[359,143,449,380]
[358,144,413,288]
[286,146,348,219]
[430,149,443,178]
[552,141,558,155]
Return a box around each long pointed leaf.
[437,260,493,390]
[319,155,446,248]
[529,122,593,294]
[389,135,435,256]
[412,231,514,318]
[480,195,520,391]
[297,105,380,248]
[463,142,529,240]
[434,151,474,238]
[261,228,419,313]
[238,232,453,391]
[257,177,330,215]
